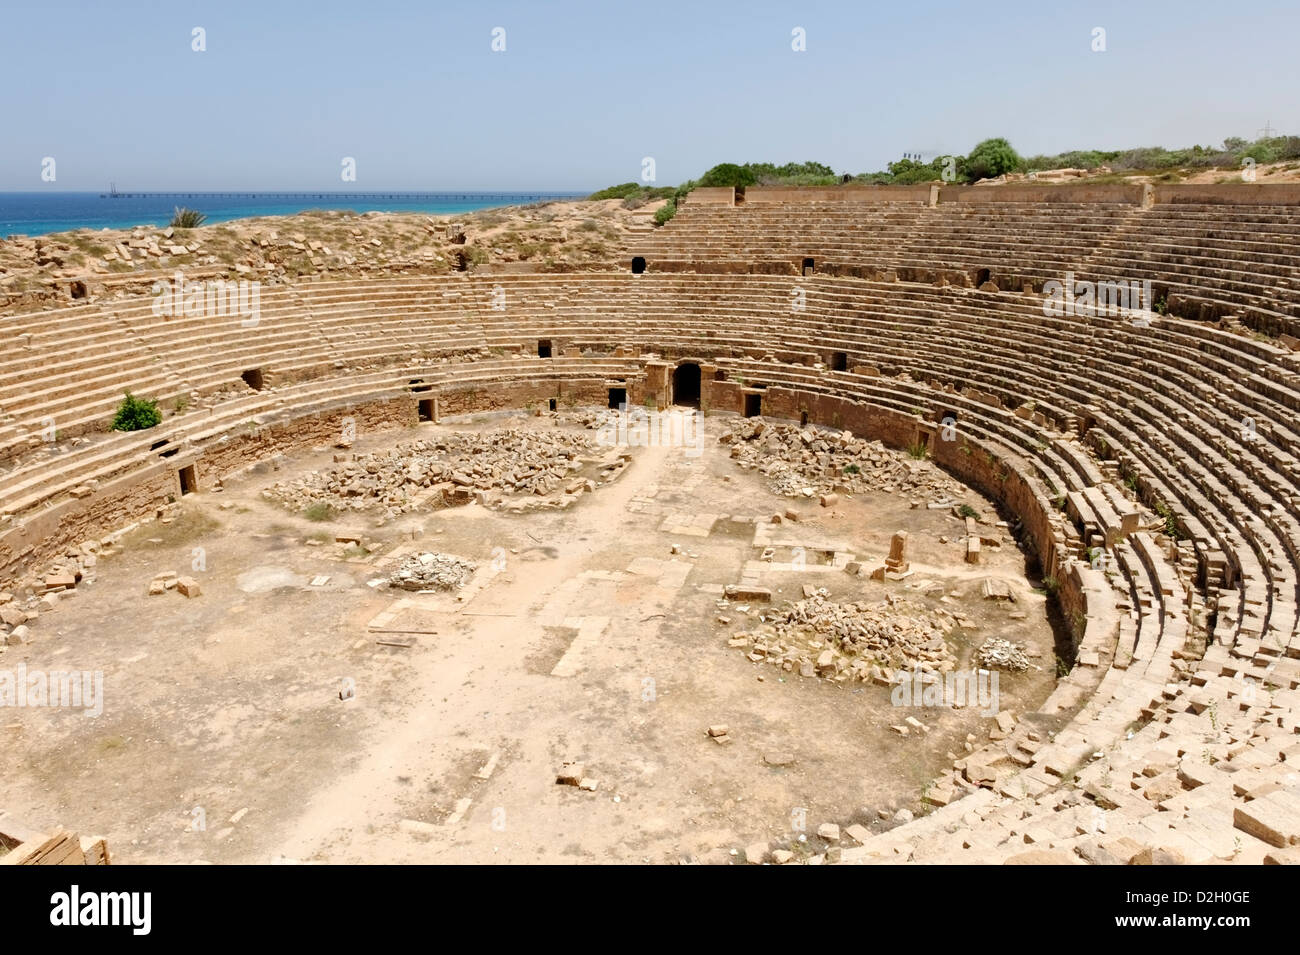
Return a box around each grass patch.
[304,502,336,522]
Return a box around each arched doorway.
[672,362,701,408]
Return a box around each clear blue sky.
[2,0,1296,191]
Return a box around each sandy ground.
[0,409,1065,864]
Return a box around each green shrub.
[588,182,642,200]
[653,199,677,226]
[111,392,162,432]
[958,503,980,520]
[169,207,207,229]
[588,182,676,202]
[303,502,335,522]
[964,138,1023,180]
[1155,501,1182,539]
[697,163,757,188]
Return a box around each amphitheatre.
[3,176,1300,867]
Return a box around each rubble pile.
[719,419,965,499]
[571,408,619,430]
[268,429,596,517]
[726,592,959,682]
[0,538,112,647]
[975,637,1032,672]
[387,552,477,591]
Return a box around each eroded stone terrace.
[3,185,1300,864]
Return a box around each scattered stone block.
[844,824,871,845]
[1234,794,1300,848]
[555,763,585,787]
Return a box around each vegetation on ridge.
[169,207,207,229]
[589,133,1300,208]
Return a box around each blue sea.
[0,191,590,237]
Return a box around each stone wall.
[685,187,735,206]
[938,184,1144,204]
[746,186,932,203]
[0,396,412,591]
[1153,183,1300,205]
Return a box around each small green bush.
[111,392,162,432]
[588,182,676,202]
[303,502,335,522]
[169,207,207,229]
[697,163,758,188]
[653,199,677,226]
[958,503,980,520]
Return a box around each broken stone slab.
[176,576,201,598]
[399,819,439,838]
[844,824,871,845]
[980,578,1013,600]
[816,823,840,842]
[725,584,771,602]
[1234,793,1300,847]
